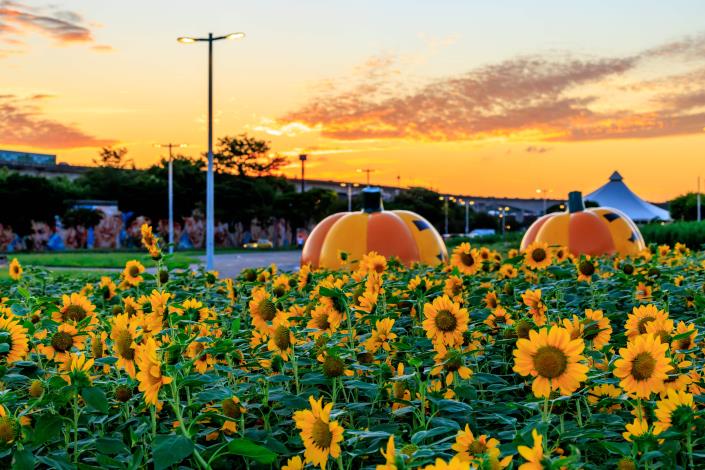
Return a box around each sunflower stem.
[72,392,80,463]
[687,428,695,469]
[170,380,210,469]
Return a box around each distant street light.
[439,196,449,236]
[357,168,375,186]
[299,154,308,192]
[536,188,552,215]
[340,182,359,211]
[155,143,187,254]
[177,31,245,271]
[462,199,470,235]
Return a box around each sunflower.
[39,323,86,362]
[421,456,474,470]
[282,456,305,470]
[517,429,544,470]
[551,245,569,263]
[431,347,473,386]
[422,295,469,348]
[186,340,215,374]
[364,318,397,353]
[376,435,397,470]
[575,256,597,282]
[483,291,499,310]
[140,223,158,251]
[293,396,345,469]
[0,316,29,364]
[484,306,513,329]
[360,251,387,274]
[513,326,588,398]
[671,321,697,352]
[521,289,547,327]
[523,241,552,270]
[53,292,97,325]
[135,337,172,407]
[450,243,481,275]
[8,258,21,281]
[587,383,622,413]
[298,264,313,290]
[122,296,142,317]
[110,313,140,378]
[98,276,117,300]
[624,304,669,339]
[582,309,612,350]
[249,287,278,333]
[654,390,696,432]
[267,313,297,360]
[123,260,145,287]
[498,264,518,279]
[307,303,343,339]
[60,352,95,385]
[0,405,19,445]
[613,334,671,398]
[443,275,464,299]
[644,315,674,344]
[635,282,653,301]
[451,424,502,465]
[147,290,171,316]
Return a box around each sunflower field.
[1,228,705,470]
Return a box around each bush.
[639,221,705,249]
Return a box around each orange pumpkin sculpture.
[520,191,645,257]
[302,187,448,269]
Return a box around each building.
[0,149,90,180]
[586,171,671,222]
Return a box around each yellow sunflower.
[517,429,543,470]
[53,292,97,325]
[8,258,22,281]
[483,291,499,310]
[110,313,140,378]
[293,395,345,469]
[298,264,313,290]
[583,309,612,350]
[282,456,305,470]
[498,264,518,279]
[671,321,697,352]
[0,405,19,445]
[364,318,397,353]
[484,306,513,329]
[575,256,597,282]
[523,241,552,270]
[450,243,481,275]
[513,326,588,398]
[360,251,387,274]
[307,303,343,338]
[249,287,278,333]
[443,275,464,299]
[39,323,86,362]
[587,383,622,413]
[521,289,547,326]
[551,245,569,263]
[122,260,145,287]
[654,390,696,432]
[98,276,117,300]
[422,295,469,348]
[135,337,172,407]
[60,352,95,385]
[0,316,28,364]
[267,313,297,360]
[624,304,669,339]
[451,424,503,465]
[613,334,671,398]
[376,435,397,470]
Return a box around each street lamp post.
[155,143,187,254]
[463,199,470,235]
[357,168,375,186]
[178,31,245,271]
[439,196,449,236]
[299,154,308,192]
[340,183,357,211]
[536,188,552,214]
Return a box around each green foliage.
[212,134,287,177]
[669,192,701,221]
[639,221,705,248]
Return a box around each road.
[197,250,301,278]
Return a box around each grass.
[8,251,198,270]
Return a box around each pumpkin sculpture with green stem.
[301,187,448,269]
[520,191,645,257]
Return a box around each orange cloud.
[281,34,705,144]
[0,95,115,149]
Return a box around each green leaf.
[227,438,277,464]
[82,387,109,414]
[12,448,34,470]
[152,434,194,470]
[33,413,64,445]
[96,437,128,455]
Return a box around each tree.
[94,147,133,169]
[211,134,287,177]
[669,193,700,221]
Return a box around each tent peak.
[609,171,623,182]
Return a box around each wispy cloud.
[280,33,705,143]
[0,1,108,55]
[0,95,115,148]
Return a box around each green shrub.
[639,221,705,249]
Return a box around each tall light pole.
[698,176,701,222]
[536,188,552,215]
[340,183,358,211]
[439,196,449,236]
[463,199,470,235]
[357,168,375,186]
[178,31,245,271]
[299,154,308,192]
[155,143,187,254]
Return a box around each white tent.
[585,171,671,222]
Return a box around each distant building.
[0,149,90,180]
[586,171,671,222]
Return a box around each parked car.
[243,238,274,249]
[468,229,496,238]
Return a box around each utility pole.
[155,143,187,254]
[464,199,470,235]
[299,154,307,192]
[357,168,375,186]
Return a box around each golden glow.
[226,32,246,40]
[177,37,196,43]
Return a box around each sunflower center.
[531,248,547,262]
[487,297,497,309]
[533,346,568,379]
[316,315,331,331]
[435,310,458,332]
[444,354,462,372]
[311,418,333,449]
[273,325,291,350]
[460,252,475,267]
[114,329,135,360]
[50,331,74,352]
[579,261,595,276]
[64,305,87,322]
[468,440,488,455]
[632,352,656,381]
[637,316,656,334]
[91,338,104,358]
[128,265,140,277]
[257,299,276,321]
[323,355,344,378]
[0,417,18,443]
[676,338,693,350]
[222,398,242,418]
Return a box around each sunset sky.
[3,1,705,201]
